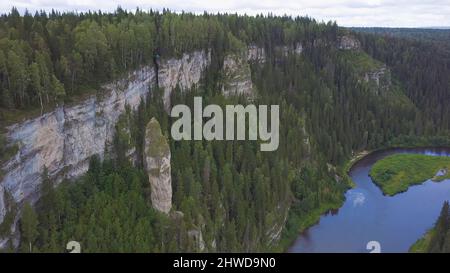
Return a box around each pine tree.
[20,202,38,253]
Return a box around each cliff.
[222,53,254,97]
[0,50,210,232]
[0,45,278,247]
[159,51,211,109]
[337,35,361,50]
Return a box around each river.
[288,147,450,253]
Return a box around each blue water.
[288,147,450,253]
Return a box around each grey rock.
[144,118,172,214]
[337,35,361,50]
[0,51,209,227]
[222,53,254,97]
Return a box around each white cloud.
[2,0,450,27]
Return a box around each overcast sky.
[2,0,450,28]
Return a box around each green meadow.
[370,154,450,196]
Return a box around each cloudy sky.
[2,0,450,27]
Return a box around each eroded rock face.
[222,53,254,97]
[2,66,155,211]
[144,118,172,214]
[159,51,211,109]
[276,43,304,56]
[0,51,209,226]
[337,35,361,50]
[247,45,266,62]
[364,66,391,94]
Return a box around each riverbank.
[409,228,435,253]
[279,200,344,252]
[280,151,368,252]
[287,146,450,252]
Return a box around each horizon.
[2,0,450,28]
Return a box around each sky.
[2,0,450,28]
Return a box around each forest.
[0,8,450,252]
[410,201,450,253]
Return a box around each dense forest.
[0,7,334,115]
[355,30,450,133]
[0,8,450,252]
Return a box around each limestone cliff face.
[144,118,172,214]
[247,45,266,63]
[222,53,254,97]
[1,66,154,216]
[0,50,209,228]
[220,44,273,97]
[337,35,361,50]
[159,51,211,109]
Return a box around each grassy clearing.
[370,154,450,196]
[340,51,383,72]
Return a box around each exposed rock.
[334,174,343,183]
[222,53,254,97]
[275,43,304,57]
[188,229,206,252]
[313,38,326,48]
[0,185,5,224]
[0,51,208,227]
[363,66,391,94]
[266,204,288,245]
[435,168,448,177]
[247,45,266,63]
[170,210,184,220]
[432,168,448,181]
[158,51,211,110]
[144,118,172,214]
[337,35,361,50]
[294,42,304,54]
[1,66,154,217]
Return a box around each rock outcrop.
[222,53,254,97]
[144,118,172,214]
[159,51,211,110]
[337,35,361,50]
[188,229,206,252]
[276,43,304,56]
[247,45,266,63]
[363,65,391,94]
[0,50,209,227]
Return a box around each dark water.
[288,147,450,253]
